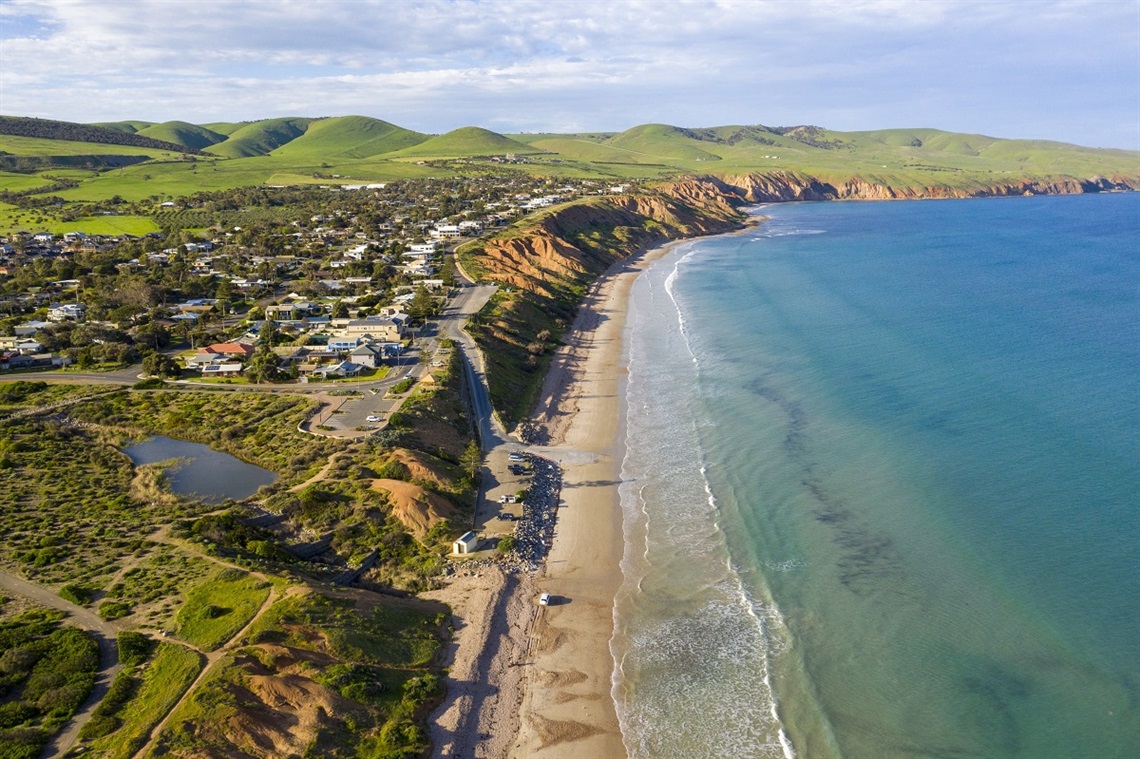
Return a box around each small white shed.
[452,531,478,555]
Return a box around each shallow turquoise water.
[613,194,1139,758]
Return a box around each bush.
[98,601,132,620]
[374,459,411,481]
[117,632,156,667]
[58,584,94,606]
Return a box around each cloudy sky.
[1,0,1137,148]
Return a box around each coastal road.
[439,283,503,451]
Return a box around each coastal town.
[0,175,634,378]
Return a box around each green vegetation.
[0,608,99,759]
[2,114,1132,234]
[270,116,428,159]
[173,568,271,651]
[82,641,201,759]
[140,589,447,758]
[67,390,342,483]
[0,374,474,757]
[388,126,540,158]
[203,116,315,158]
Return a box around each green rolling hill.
[203,117,315,158]
[388,126,541,158]
[0,115,1135,227]
[90,120,155,134]
[137,121,228,151]
[199,121,246,136]
[270,115,428,159]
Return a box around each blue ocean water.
[611,194,1139,758]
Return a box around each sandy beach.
[427,240,681,759]
[512,242,683,758]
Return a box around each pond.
[122,435,277,504]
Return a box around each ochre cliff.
[714,171,1138,202]
[473,177,745,301]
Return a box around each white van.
[539,593,551,606]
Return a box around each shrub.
[117,632,156,667]
[374,459,411,481]
[98,601,132,620]
[58,584,94,606]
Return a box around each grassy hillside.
[271,115,429,159]
[137,121,228,150]
[91,121,155,134]
[389,126,542,158]
[203,117,315,158]
[199,121,246,136]
[0,114,1135,232]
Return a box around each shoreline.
[511,238,690,757]
[426,228,741,759]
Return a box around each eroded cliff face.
[716,171,1138,202]
[474,177,745,299]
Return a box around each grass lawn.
[84,642,202,759]
[43,215,160,236]
[173,567,272,651]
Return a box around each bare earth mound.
[372,478,457,540]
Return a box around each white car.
[539,593,551,606]
[508,452,526,462]
[366,415,381,423]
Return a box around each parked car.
[539,593,551,606]
[508,452,526,462]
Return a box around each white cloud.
[0,0,1136,148]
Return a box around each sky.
[1,0,1138,149]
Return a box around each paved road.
[439,283,503,451]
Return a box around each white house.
[431,224,461,239]
[48,303,86,322]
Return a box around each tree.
[259,319,279,348]
[408,285,435,321]
[332,300,349,319]
[460,441,482,481]
[142,352,180,379]
[245,346,280,384]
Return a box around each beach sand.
[511,243,681,758]
[428,241,681,759]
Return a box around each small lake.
[122,436,277,503]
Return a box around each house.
[186,349,222,368]
[315,360,364,378]
[341,317,403,342]
[48,303,86,322]
[205,342,254,360]
[14,320,51,337]
[201,362,243,377]
[348,343,384,368]
[431,224,461,239]
[328,338,359,352]
[265,303,300,321]
[452,531,478,555]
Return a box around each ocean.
[610,194,1139,759]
